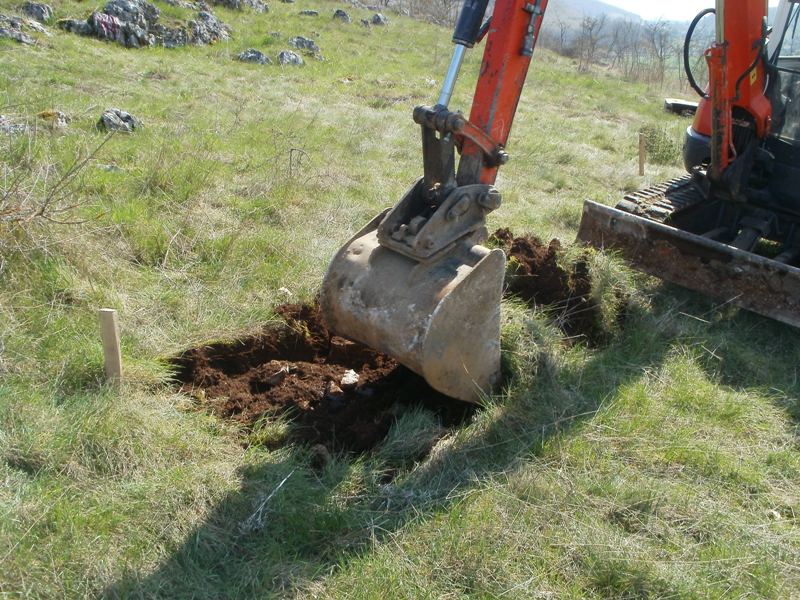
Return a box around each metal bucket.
[320,209,505,403]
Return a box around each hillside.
[545,0,640,25]
[1,1,799,598]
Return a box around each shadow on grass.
[102,289,799,599]
[650,285,800,424]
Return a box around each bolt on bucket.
[320,209,505,403]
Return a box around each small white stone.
[340,369,359,389]
[277,287,292,296]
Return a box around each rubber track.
[615,175,704,223]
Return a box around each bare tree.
[556,16,570,54]
[575,14,607,73]
[644,19,672,86]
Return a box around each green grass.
[1,1,799,598]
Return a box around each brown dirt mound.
[491,228,601,340]
[171,304,473,454]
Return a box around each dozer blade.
[320,210,505,403]
[577,199,800,328]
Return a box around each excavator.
[320,0,800,403]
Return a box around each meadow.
[1,1,798,597]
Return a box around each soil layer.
[171,304,473,453]
[491,228,601,339]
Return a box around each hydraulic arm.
[321,0,548,402]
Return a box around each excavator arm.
[321,0,549,402]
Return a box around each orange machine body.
[692,0,772,174]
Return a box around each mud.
[491,228,601,340]
[171,304,473,454]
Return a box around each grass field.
[1,1,799,598]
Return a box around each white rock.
[340,369,359,389]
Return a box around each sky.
[601,0,778,22]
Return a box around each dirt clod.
[171,304,473,454]
[491,228,601,340]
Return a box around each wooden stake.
[638,132,646,176]
[98,308,122,386]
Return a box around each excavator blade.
[577,180,800,327]
[320,209,505,403]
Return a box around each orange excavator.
[321,0,800,402]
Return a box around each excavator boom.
[321,0,548,402]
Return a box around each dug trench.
[171,232,606,456]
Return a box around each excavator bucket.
[577,177,800,327]
[320,208,505,403]
[319,0,549,402]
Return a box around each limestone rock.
[288,35,319,54]
[211,0,267,13]
[21,2,53,23]
[188,10,229,44]
[371,12,388,25]
[0,115,27,135]
[38,110,69,129]
[238,48,270,64]
[277,50,303,65]
[332,8,350,23]
[59,0,229,48]
[98,108,141,132]
[340,369,359,389]
[0,14,45,44]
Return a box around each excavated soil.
[491,228,601,340]
[173,232,605,453]
[171,304,473,454]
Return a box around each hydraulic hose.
[733,34,766,102]
[684,8,716,99]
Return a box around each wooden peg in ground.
[98,308,122,387]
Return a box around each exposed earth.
[173,232,606,454]
[172,304,474,454]
[492,228,601,340]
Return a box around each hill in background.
[545,0,640,26]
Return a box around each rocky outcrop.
[187,10,228,44]
[277,50,303,65]
[288,35,319,54]
[0,114,27,134]
[238,48,270,64]
[59,0,229,48]
[38,110,69,129]
[21,2,53,23]
[332,8,351,23]
[210,0,267,13]
[0,13,48,44]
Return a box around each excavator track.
[614,175,703,223]
[578,180,800,328]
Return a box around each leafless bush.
[1,134,111,227]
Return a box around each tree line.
[381,0,714,91]
[539,14,712,90]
